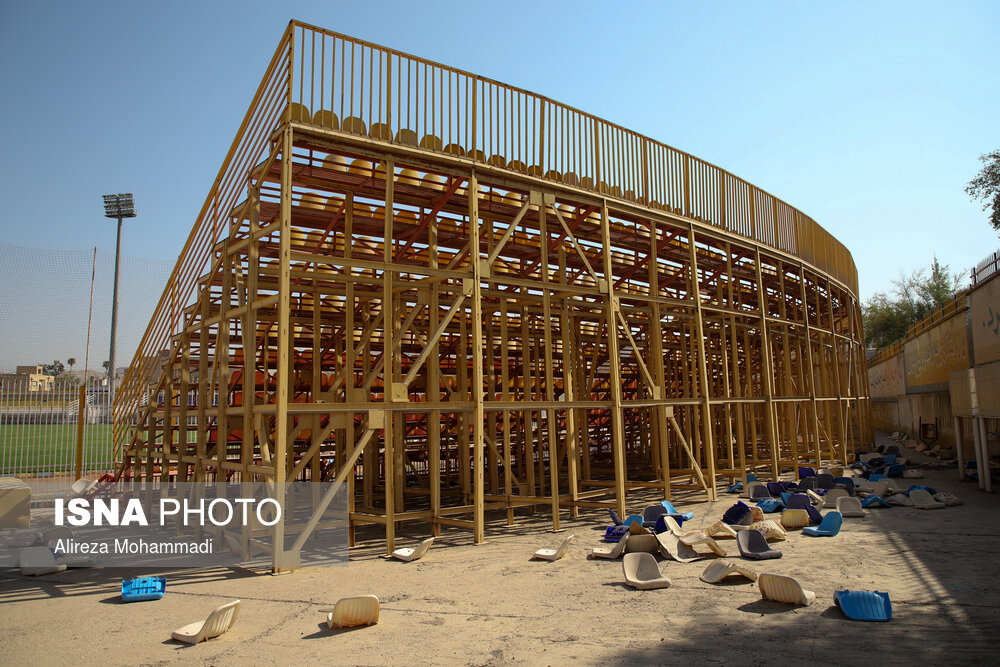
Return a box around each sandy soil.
[1,432,998,666]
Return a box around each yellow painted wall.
[970,274,1000,366]
[904,315,970,389]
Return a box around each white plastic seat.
[532,534,574,561]
[390,537,434,562]
[171,600,241,644]
[327,595,379,629]
[622,552,671,590]
[19,546,67,576]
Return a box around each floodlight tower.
[102,193,136,408]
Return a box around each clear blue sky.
[1,0,997,302]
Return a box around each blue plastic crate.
[121,576,166,602]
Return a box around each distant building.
[0,366,55,392]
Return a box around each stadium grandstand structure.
[115,21,872,570]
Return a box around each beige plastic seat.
[705,521,738,539]
[487,154,507,167]
[829,466,844,477]
[288,102,311,123]
[532,534,574,561]
[394,128,419,146]
[69,478,96,497]
[442,143,466,156]
[622,552,671,590]
[886,493,914,507]
[757,573,815,606]
[656,532,702,562]
[562,172,580,187]
[780,509,810,529]
[327,595,380,629]
[580,176,596,190]
[700,559,759,583]
[171,600,241,644]
[418,134,444,151]
[836,496,866,518]
[390,537,434,562]
[823,488,849,508]
[934,492,962,506]
[19,546,67,576]
[368,122,393,140]
[807,490,825,506]
[744,481,767,499]
[910,489,945,510]
[506,159,527,172]
[341,116,367,135]
[623,533,660,554]
[748,520,787,541]
[543,169,563,182]
[526,165,544,177]
[468,149,487,162]
[590,534,630,560]
[312,109,339,130]
[661,517,725,555]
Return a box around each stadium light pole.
[102,193,136,409]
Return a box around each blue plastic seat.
[623,514,644,527]
[905,485,937,495]
[604,525,630,542]
[653,514,686,533]
[814,474,836,490]
[798,466,816,479]
[642,504,670,527]
[802,511,843,537]
[766,482,787,496]
[834,589,892,621]
[607,508,623,526]
[884,453,897,465]
[860,495,891,509]
[722,501,751,526]
[727,481,744,494]
[886,464,905,477]
[869,473,887,482]
[122,576,166,602]
[756,498,784,513]
[660,500,694,521]
[746,473,758,483]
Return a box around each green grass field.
[0,424,115,475]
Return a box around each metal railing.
[972,250,1000,286]
[115,20,862,451]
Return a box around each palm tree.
[67,358,76,374]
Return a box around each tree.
[41,360,64,376]
[67,358,76,373]
[966,149,1000,232]
[862,257,964,350]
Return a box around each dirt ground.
[1,432,998,666]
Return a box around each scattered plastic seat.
[823,488,850,509]
[814,474,836,490]
[327,595,379,629]
[884,453,897,465]
[780,509,810,529]
[701,559,759,583]
[722,501,752,526]
[705,521,738,539]
[171,600,241,644]
[659,517,724,556]
[886,493,914,507]
[622,552,671,590]
[786,494,823,523]
[19,547,67,576]
[756,498,784,513]
[749,520,787,542]
[659,501,694,521]
[886,464,906,477]
[934,492,962,506]
[758,573,816,606]
[604,525,629,542]
[802,511,843,537]
[860,495,891,508]
[796,477,816,491]
[835,589,892,621]
[656,532,703,562]
[836,496,866,518]
[642,504,670,527]
[122,576,166,602]
[737,529,782,560]
[909,489,945,510]
[749,485,772,501]
[623,533,660,553]
[608,508,624,526]
[390,537,434,562]
[766,482,789,496]
[532,534,574,561]
[622,514,644,527]
[727,481,744,494]
[745,481,767,499]
[591,533,630,560]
